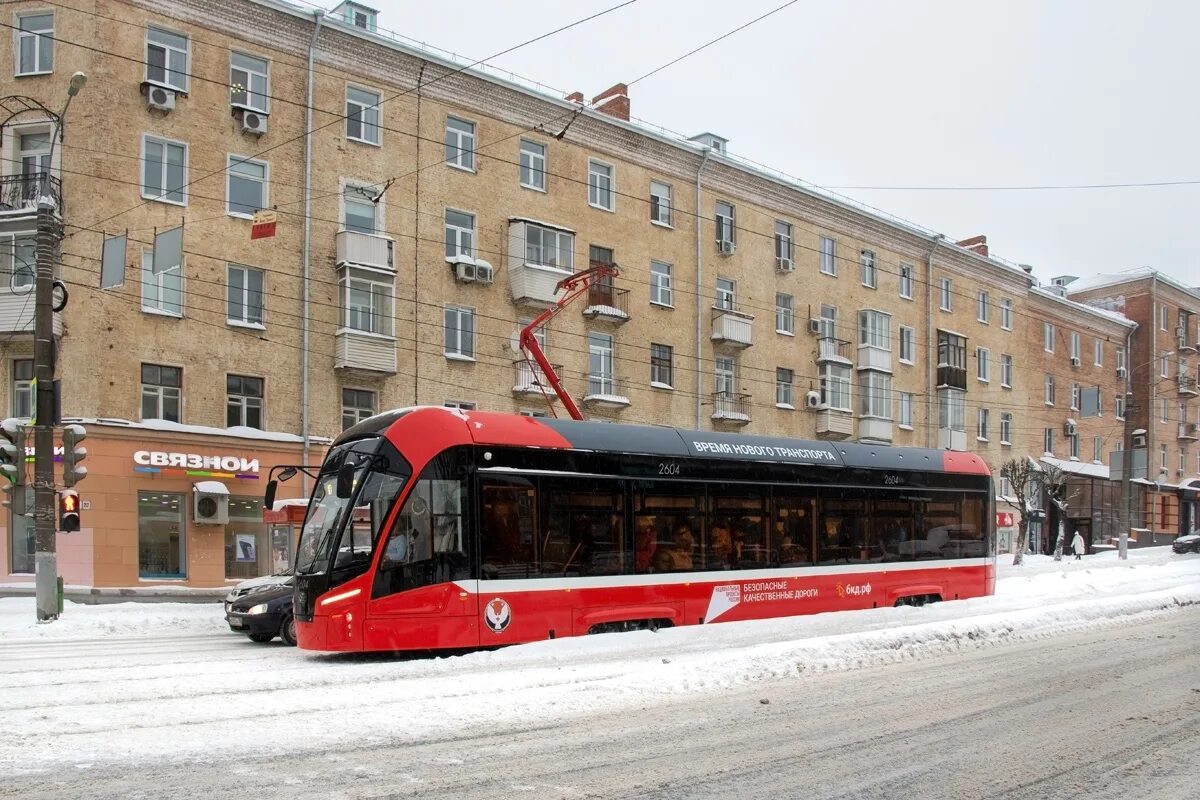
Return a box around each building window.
[715,277,736,310]
[1160,305,1168,331]
[16,13,54,76]
[858,310,891,350]
[1000,412,1012,444]
[444,209,475,259]
[1044,322,1055,353]
[0,235,36,291]
[899,326,914,363]
[1070,383,1080,411]
[519,139,546,191]
[226,156,268,218]
[588,159,614,210]
[226,374,263,428]
[899,264,913,299]
[1069,432,1080,460]
[226,264,263,326]
[939,388,965,432]
[819,236,837,276]
[819,304,838,340]
[775,293,794,335]
[1000,353,1013,388]
[860,250,877,288]
[1093,437,1103,464]
[346,86,381,145]
[146,26,188,91]
[343,184,377,234]
[444,306,475,359]
[12,360,33,419]
[650,343,673,387]
[938,278,953,311]
[1000,298,1013,330]
[977,408,989,440]
[821,363,851,411]
[1044,374,1055,405]
[715,356,736,396]
[1115,393,1125,419]
[141,250,182,317]
[899,392,913,427]
[1094,338,1104,366]
[444,401,476,411]
[977,291,989,324]
[138,492,185,579]
[224,496,267,579]
[141,363,181,422]
[776,368,794,408]
[1160,443,1168,470]
[976,347,990,382]
[588,332,616,396]
[522,222,574,271]
[444,117,476,170]
[230,52,269,112]
[1160,352,1169,378]
[1044,428,1055,455]
[1160,397,1169,422]
[775,220,793,267]
[715,201,735,248]
[339,269,393,336]
[650,260,672,306]
[1117,347,1126,374]
[141,136,187,205]
[341,388,375,430]
[859,371,892,419]
[937,331,966,370]
[1070,331,1080,362]
[650,181,672,226]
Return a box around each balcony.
[937,364,968,391]
[858,417,893,443]
[1180,422,1200,441]
[1178,375,1198,397]
[512,359,563,398]
[508,260,569,307]
[336,230,394,272]
[0,173,62,216]
[581,283,629,324]
[711,306,754,348]
[817,337,851,363]
[816,407,853,439]
[857,345,892,372]
[582,375,630,409]
[938,427,967,451]
[0,293,62,336]
[711,391,751,424]
[335,329,397,373]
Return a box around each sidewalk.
[0,582,227,604]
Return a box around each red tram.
[272,407,995,652]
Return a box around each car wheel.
[1192,542,1200,554]
[248,633,274,643]
[280,614,297,646]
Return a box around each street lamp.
[32,71,86,623]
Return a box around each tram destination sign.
[687,437,840,465]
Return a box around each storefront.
[0,420,323,589]
[1180,480,1200,536]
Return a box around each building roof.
[1067,268,1200,301]
[1029,286,1135,328]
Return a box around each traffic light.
[62,423,87,487]
[1,418,27,488]
[58,489,80,533]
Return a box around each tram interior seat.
[896,526,951,557]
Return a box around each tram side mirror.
[336,461,356,498]
[264,480,278,510]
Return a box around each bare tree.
[1042,463,1070,561]
[1000,458,1036,566]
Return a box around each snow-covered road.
[1,549,1197,795]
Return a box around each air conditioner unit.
[804,390,821,409]
[455,261,478,282]
[240,111,268,136]
[776,257,794,273]
[807,319,822,335]
[474,261,494,284]
[192,483,229,525]
[1070,356,1081,367]
[719,240,735,255]
[1064,420,1077,436]
[147,85,176,112]
[1116,366,1127,379]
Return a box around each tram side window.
[335,471,407,572]
[709,487,768,570]
[373,459,468,598]
[541,479,625,576]
[635,486,700,574]
[942,496,988,558]
[904,498,961,560]
[817,497,864,564]
[873,499,914,562]
[774,494,816,566]
[480,478,537,579]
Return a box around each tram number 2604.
[658,462,681,476]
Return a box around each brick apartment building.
[0,0,1171,588]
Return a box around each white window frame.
[1000,353,1013,388]
[590,332,616,396]
[858,309,891,350]
[346,85,382,146]
[444,305,476,360]
[650,260,673,307]
[339,268,393,337]
[444,208,475,259]
[715,277,736,311]
[226,263,264,328]
[715,201,735,247]
[775,220,793,265]
[519,138,546,191]
[650,343,673,388]
[820,362,851,411]
[587,159,614,211]
[715,356,736,397]
[1160,305,1168,331]
[939,277,952,311]
[775,293,794,335]
[226,155,268,219]
[1070,331,1080,362]
[1094,338,1104,366]
[899,264,914,299]
[899,392,913,428]
[1044,428,1055,456]
[819,236,837,276]
[976,347,990,383]
[1044,322,1055,353]
[522,222,574,272]
[899,326,914,364]
[0,234,36,292]
[1160,353,1169,378]
[1117,347,1126,374]
[977,408,989,441]
[775,368,794,409]
[859,371,892,420]
[445,116,476,171]
[938,388,965,433]
[341,181,379,235]
[140,249,183,317]
[1000,413,1012,445]
[1071,382,1080,411]
[145,25,189,92]
[977,291,989,324]
[1000,298,1013,330]
[650,180,673,226]
[1045,374,1055,406]
[1069,431,1079,460]
[15,11,54,76]
[140,135,188,206]
[1115,393,1125,420]
[11,359,33,419]
[229,51,269,113]
[860,250,877,289]
[1159,397,1168,423]
[1093,436,1103,464]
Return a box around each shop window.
[224,495,266,579]
[138,491,186,578]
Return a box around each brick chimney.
[591,83,629,121]
[565,91,584,104]
[956,234,988,257]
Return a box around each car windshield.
[294,471,360,575]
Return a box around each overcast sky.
[366,0,1198,289]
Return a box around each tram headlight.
[246,603,269,615]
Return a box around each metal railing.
[711,391,751,420]
[513,359,562,393]
[817,336,850,361]
[584,374,625,399]
[582,283,629,319]
[0,173,62,213]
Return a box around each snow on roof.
[1029,286,1135,327]
[1040,456,1109,480]
[62,417,327,445]
[192,480,229,495]
[272,498,309,512]
[1068,268,1200,301]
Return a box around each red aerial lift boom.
[517,262,620,421]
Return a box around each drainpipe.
[300,10,324,494]
[924,234,943,448]
[1149,274,1158,541]
[694,146,713,429]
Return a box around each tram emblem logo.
[484,597,512,633]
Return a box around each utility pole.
[33,196,60,621]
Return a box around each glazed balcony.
[711,306,754,348]
[336,230,395,272]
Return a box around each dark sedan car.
[225,580,296,645]
[1173,533,1200,554]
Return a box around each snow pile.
[0,599,227,640]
